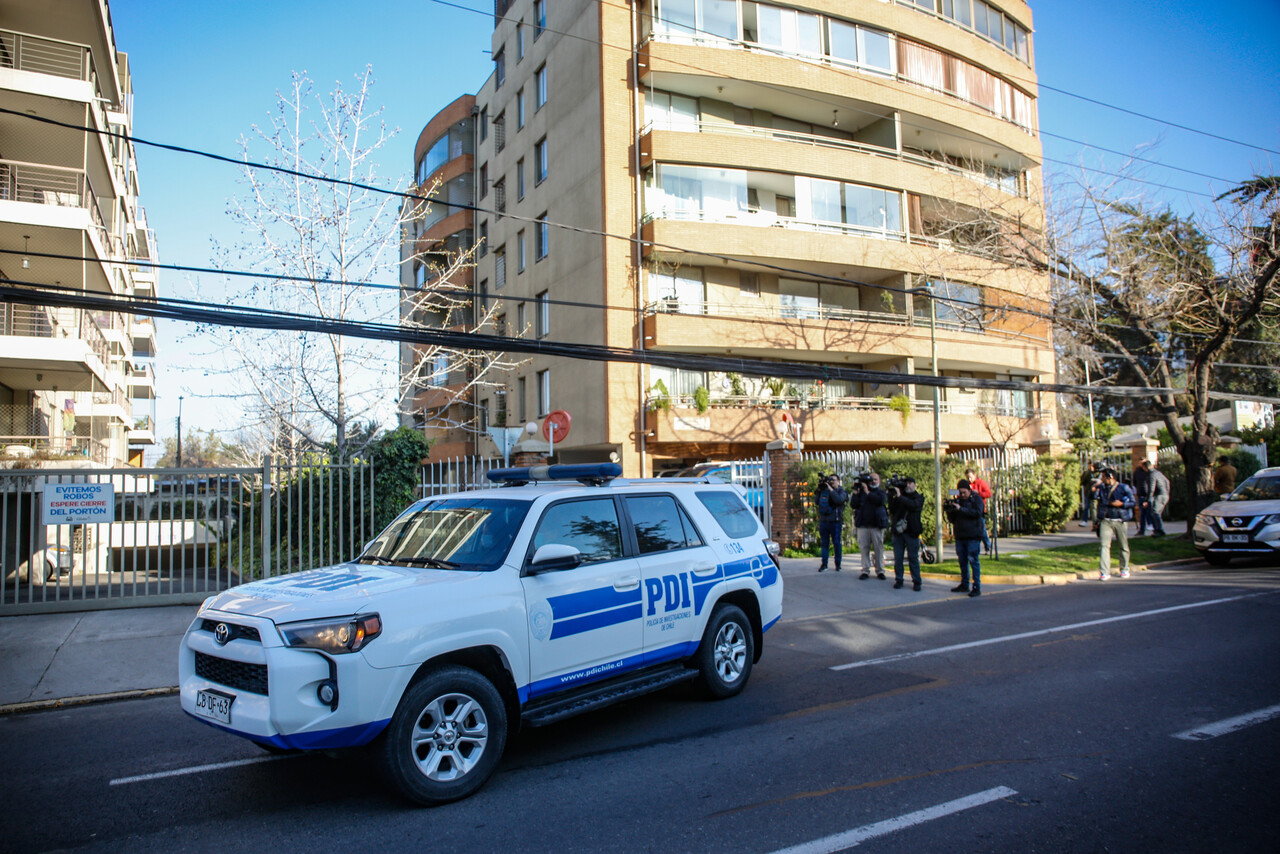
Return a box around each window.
[537,369,550,414]
[479,163,488,198]
[531,498,623,564]
[740,271,759,297]
[414,262,426,289]
[535,137,548,183]
[517,302,527,337]
[478,221,488,257]
[517,230,526,272]
[494,178,506,214]
[695,491,758,538]
[535,214,549,260]
[517,376,527,422]
[495,247,506,289]
[517,158,525,200]
[494,48,505,88]
[517,21,526,61]
[517,89,526,129]
[478,399,490,433]
[535,64,548,109]
[645,90,699,131]
[431,353,450,385]
[536,290,549,337]
[478,278,489,310]
[649,268,704,313]
[534,0,545,38]
[494,113,506,152]
[479,107,488,142]
[624,495,700,553]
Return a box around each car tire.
[376,665,507,806]
[695,604,754,699]
[1204,552,1232,567]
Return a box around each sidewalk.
[0,521,1187,714]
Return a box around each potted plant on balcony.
[765,377,787,408]
[693,385,711,414]
[889,393,913,427]
[647,379,672,412]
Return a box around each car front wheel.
[695,604,754,699]
[376,665,507,806]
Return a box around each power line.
[0,276,1168,399]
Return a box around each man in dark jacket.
[945,479,985,597]
[1132,461,1152,535]
[815,473,848,572]
[1147,461,1170,537]
[1096,468,1136,579]
[851,472,889,579]
[888,476,925,591]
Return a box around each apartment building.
[0,0,158,467]
[406,0,1055,473]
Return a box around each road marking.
[109,754,289,786]
[768,786,1017,854]
[1172,703,1280,741]
[831,592,1273,671]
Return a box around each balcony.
[0,302,110,388]
[128,413,156,445]
[126,362,155,398]
[644,394,1048,450]
[131,318,156,358]
[0,159,113,254]
[0,404,109,464]
[0,28,96,86]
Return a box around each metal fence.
[0,460,374,615]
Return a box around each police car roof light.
[486,463,623,486]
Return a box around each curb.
[919,571,1079,586]
[0,685,178,716]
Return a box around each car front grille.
[195,651,268,695]
[199,619,262,643]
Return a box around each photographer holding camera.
[851,471,889,579]
[815,472,848,572]
[945,479,985,597]
[887,476,924,591]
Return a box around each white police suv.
[1193,466,1280,566]
[179,463,782,805]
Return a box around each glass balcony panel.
[702,0,739,40]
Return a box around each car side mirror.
[527,543,583,574]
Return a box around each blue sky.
[108,0,1280,446]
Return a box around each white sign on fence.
[43,483,115,524]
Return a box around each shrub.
[868,450,969,545]
[1161,448,1263,520]
[693,385,711,414]
[1016,456,1081,533]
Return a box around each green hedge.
[1160,448,1263,520]
[1015,455,1082,533]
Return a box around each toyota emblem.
[214,623,230,645]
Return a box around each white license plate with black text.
[1222,534,1249,544]
[194,688,235,724]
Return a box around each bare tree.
[201,69,400,463]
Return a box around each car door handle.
[691,563,719,576]
[613,576,640,592]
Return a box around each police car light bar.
[486,463,623,486]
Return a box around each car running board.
[521,664,698,728]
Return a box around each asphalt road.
[3,564,1278,853]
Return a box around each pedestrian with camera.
[945,479,985,597]
[851,471,889,579]
[815,472,848,572]
[1096,467,1136,579]
[964,467,994,555]
[887,476,924,591]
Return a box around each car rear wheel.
[695,604,754,699]
[1204,552,1232,567]
[376,665,507,806]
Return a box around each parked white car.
[1193,466,1280,566]
[179,463,782,805]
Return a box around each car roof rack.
[486,463,622,487]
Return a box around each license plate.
[1223,534,1249,544]
[194,688,235,724]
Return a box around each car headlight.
[1195,513,1212,527]
[1263,514,1280,525]
[279,613,382,654]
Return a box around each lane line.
[768,786,1017,854]
[109,754,289,786]
[1172,703,1280,742]
[831,592,1273,671]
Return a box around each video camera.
[817,472,839,490]
[884,473,910,497]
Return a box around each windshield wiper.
[357,553,392,565]
[391,556,460,569]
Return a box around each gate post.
[261,455,272,578]
[765,443,804,550]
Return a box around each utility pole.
[176,395,184,467]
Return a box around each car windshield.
[361,498,531,571]
[1226,475,1280,502]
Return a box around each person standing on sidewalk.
[888,476,925,591]
[1132,461,1152,535]
[1213,458,1237,499]
[851,472,888,579]
[1096,468,1136,579]
[965,467,994,555]
[815,473,848,572]
[945,479,985,597]
[1136,460,1169,537]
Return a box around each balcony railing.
[644,204,908,242]
[642,299,1049,345]
[1,303,110,365]
[642,118,1026,198]
[0,29,93,82]
[0,159,113,253]
[131,414,154,433]
[648,393,1045,420]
